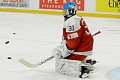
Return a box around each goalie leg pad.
[55,58,81,78]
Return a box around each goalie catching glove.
[52,44,74,58]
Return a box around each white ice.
[0,12,120,80]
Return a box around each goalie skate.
[79,66,94,78]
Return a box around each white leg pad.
[55,58,81,78]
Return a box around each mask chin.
[64,15,72,21]
[63,12,76,21]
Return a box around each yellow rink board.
[96,0,119,12]
[0,8,120,18]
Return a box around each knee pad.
[82,57,96,67]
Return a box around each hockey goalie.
[52,1,97,78]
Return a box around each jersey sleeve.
[63,28,67,40]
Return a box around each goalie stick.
[19,56,54,68]
[18,31,101,68]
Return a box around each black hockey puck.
[13,33,16,34]
[8,57,11,59]
[5,41,9,44]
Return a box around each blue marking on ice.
[109,67,120,80]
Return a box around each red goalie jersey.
[63,15,94,61]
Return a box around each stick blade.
[18,58,34,68]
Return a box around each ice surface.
[0,12,120,80]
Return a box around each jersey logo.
[67,32,78,39]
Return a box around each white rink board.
[0,0,96,12]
